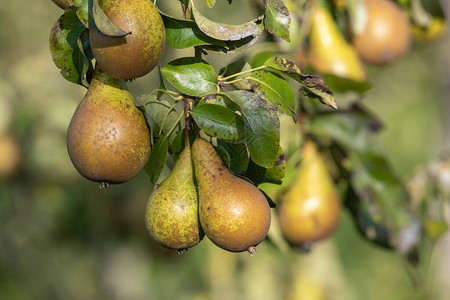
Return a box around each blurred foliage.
[1,0,450,300]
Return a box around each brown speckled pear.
[278,140,341,247]
[89,0,165,80]
[145,145,204,251]
[192,138,271,254]
[66,68,150,186]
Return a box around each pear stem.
[183,96,195,146]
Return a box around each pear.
[89,0,165,80]
[278,140,341,247]
[351,0,411,66]
[192,138,271,254]
[66,68,150,186]
[145,145,204,251]
[309,4,366,82]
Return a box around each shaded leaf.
[145,134,168,184]
[49,8,89,86]
[220,59,253,90]
[203,34,262,54]
[322,74,372,94]
[161,13,227,49]
[246,146,286,185]
[190,104,245,143]
[264,0,291,42]
[191,0,264,41]
[161,57,218,97]
[217,141,249,174]
[226,90,280,168]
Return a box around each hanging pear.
[66,68,150,186]
[278,140,341,247]
[192,138,271,254]
[89,0,166,80]
[145,145,204,251]
[351,0,411,66]
[309,4,366,82]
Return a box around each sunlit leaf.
[92,0,130,36]
[264,0,291,42]
[161,57,218,97]
[191,0,264,41]
[250,70,296,120]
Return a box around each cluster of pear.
[306,0,413,82]
[57,0,166,186]
[145,138,271,255]
[277,140,342,249]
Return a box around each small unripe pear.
[145,145,204,251]
[66,68,150,186]
[278,140,341,247]
[192,138,271,254]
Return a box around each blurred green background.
[1,1,449,299]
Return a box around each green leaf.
[217,141,249,174]
[74,0,89,27]
[137,95,181,140]
[264,0,291,42]
[220,59,253,90]
[191,0,264,41]
[161,13,227,49]
[250,70,296,120]
[145,134,169,185]
[190,104,245,143]
[226,90,280,168]
[246,147,286,185]
[203,0,216,8]
[92,0,130,36]
[161,57,218,97]
[203,34,262,54]
[264,56,337,109]
[49,8,89,86]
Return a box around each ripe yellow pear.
[66,68,150,186]
[192,138,271,254]
[278,140,341,247]
[309,5,366,81]
[145,145,204,251]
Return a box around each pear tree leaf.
[161,57,218,97]
[264,0,291,42]
[190,104,245,143]
[157,66,166,99]
[263,56,337,109]
[92,0,130,36]
[226,90,280,168]
[217,141,249,174]
[161,14,227,49]
[250,70,296,120]
[74,0,89,27]
[145,134,169,185]
[202,34,262,54]
[214,146,231,169]
[136,95,181,140]
[246,146,286,185]
[191,0,264,41]
[49,8,89,86]
[220,59,253,90]
[203,0,216,8]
